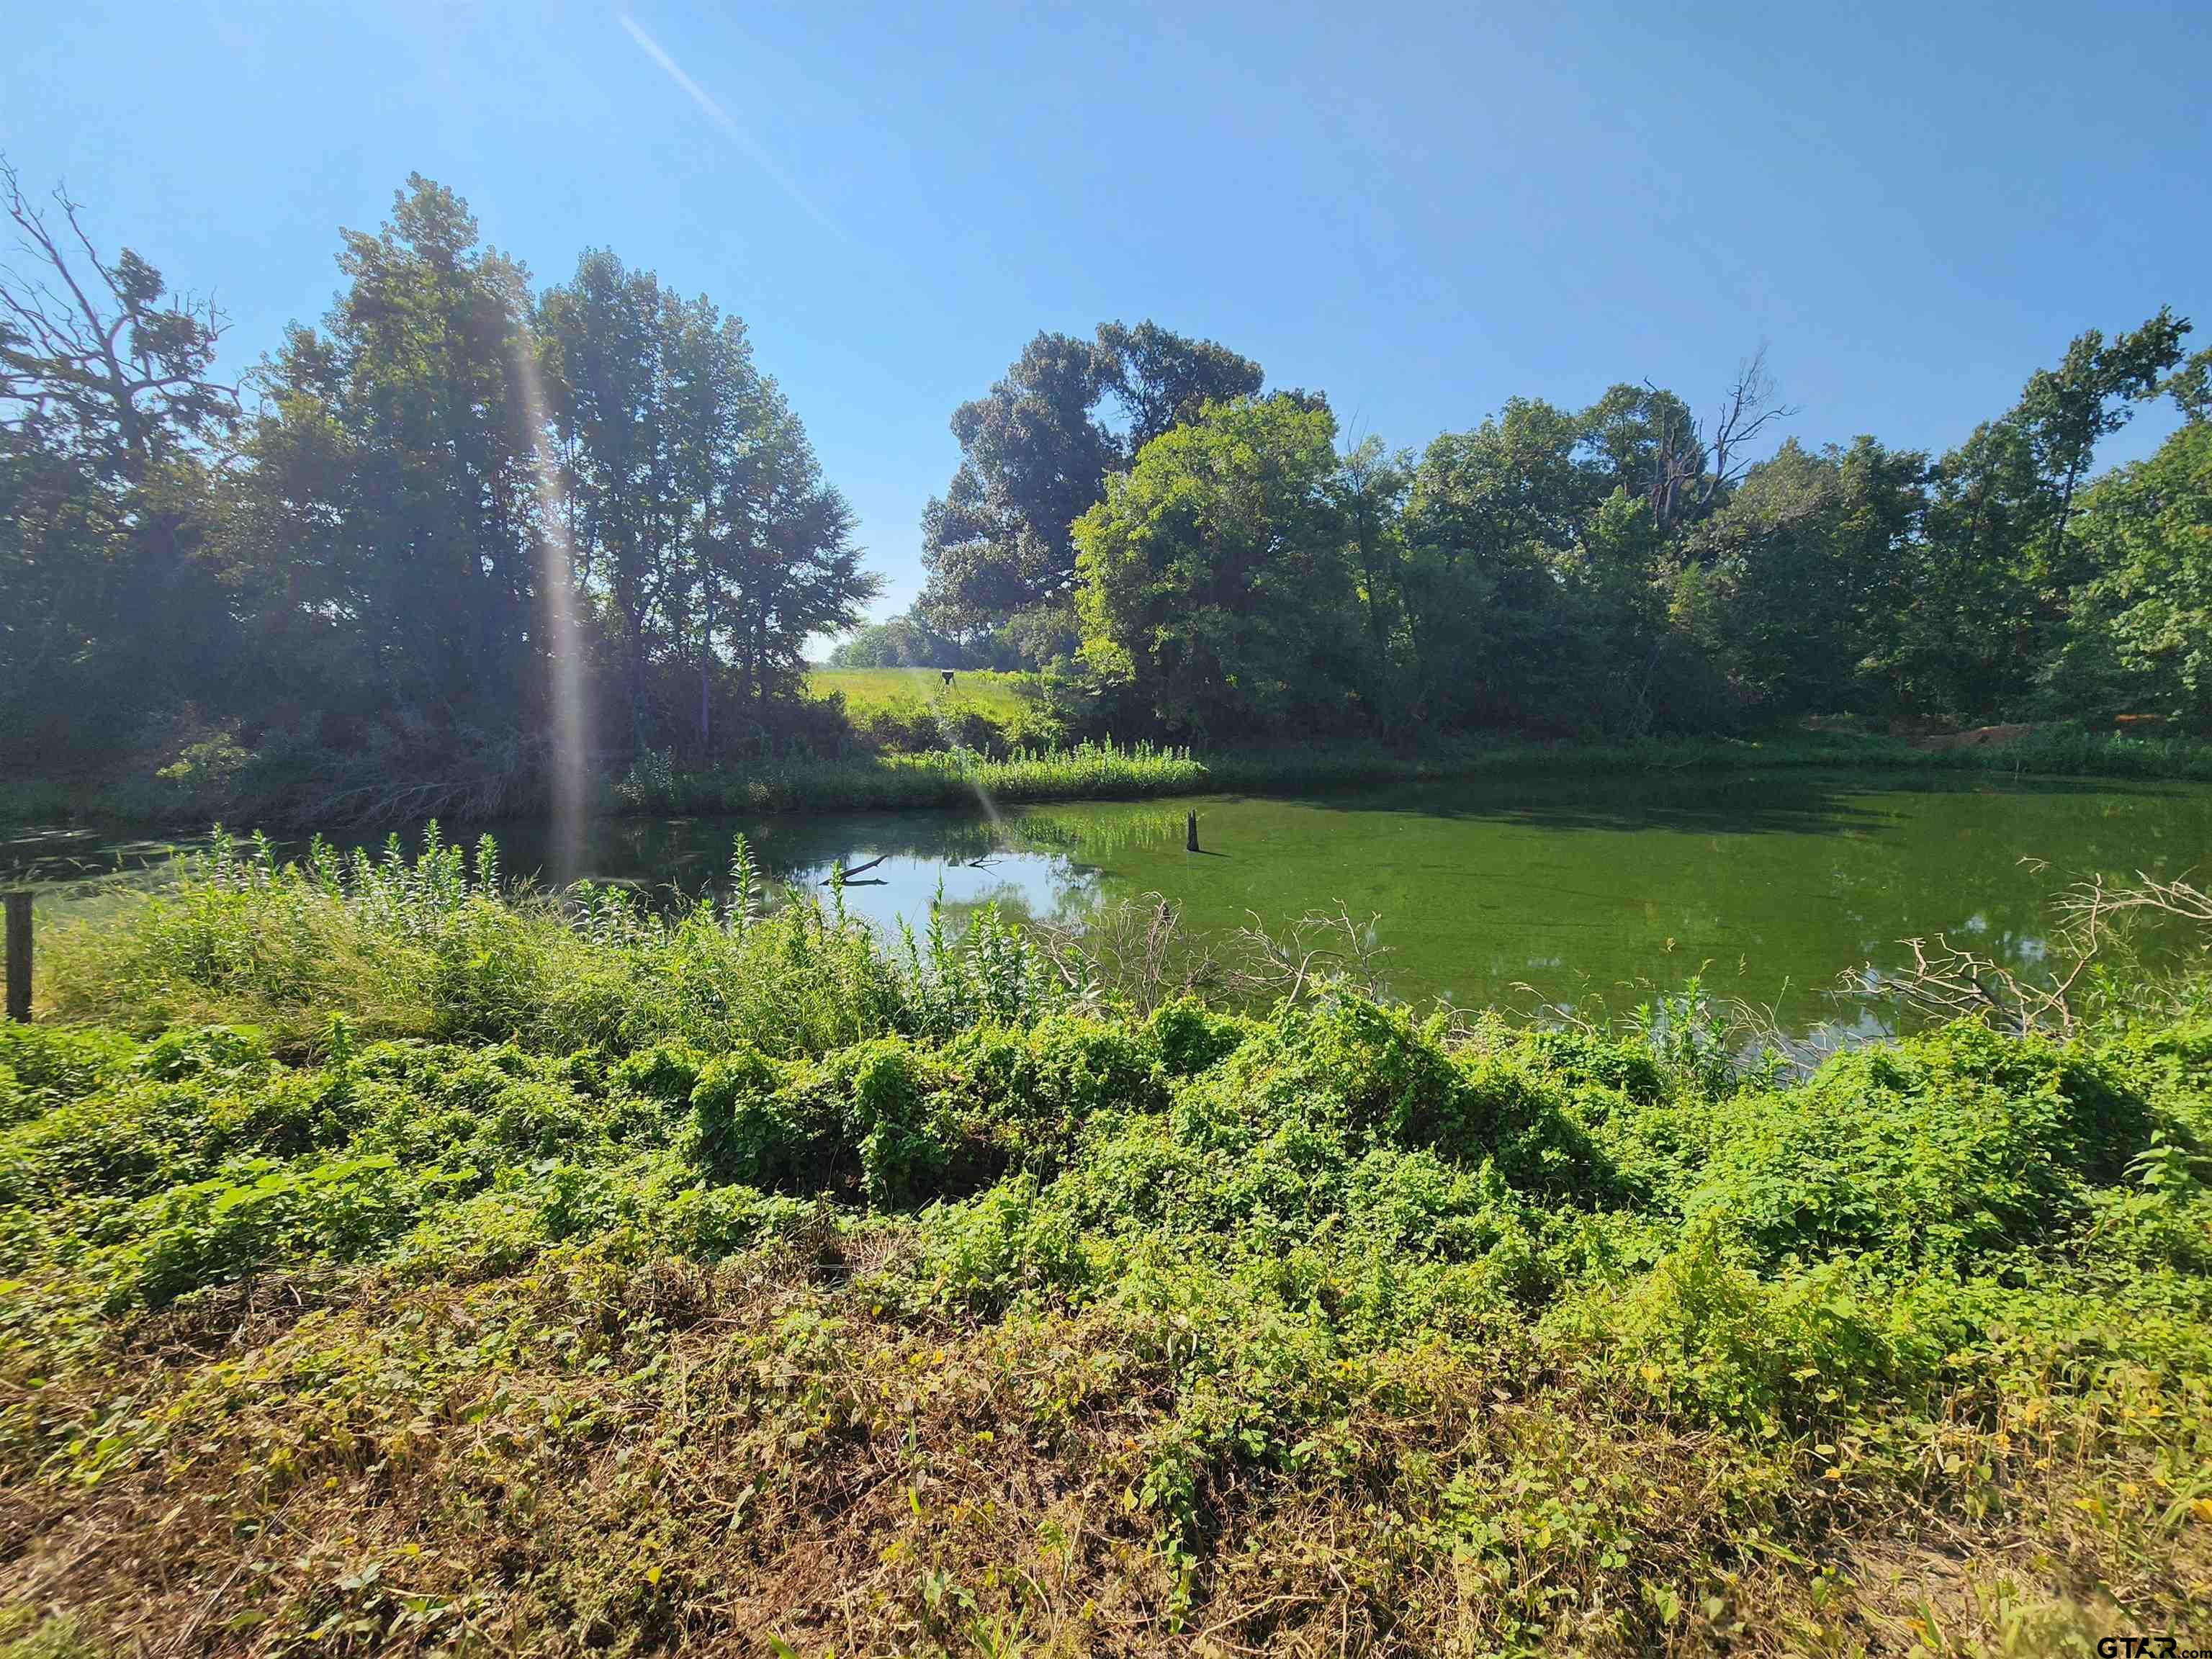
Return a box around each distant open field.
[806,665,1040,719]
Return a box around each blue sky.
[8,0,2206,623]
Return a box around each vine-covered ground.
[1,835,2207,1656]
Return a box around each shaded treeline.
[1,168,872,796]
[872,314,2212,743]
[6,158,2211,807]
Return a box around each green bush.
[1668,1022,2149,1268]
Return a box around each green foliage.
[539,247,876,745]
[1075,394,1367,738]
[2062,422,2212,729]
[807,665,1038,720]
[10,163,2212,795]
[6,852,2212,1654]
[589,736,1205,816]
[919,322,1264,650]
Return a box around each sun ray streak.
[616,12,850,243]
[511,329,591,884]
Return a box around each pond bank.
[7,725,2211,833]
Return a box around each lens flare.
[510,331,590,884]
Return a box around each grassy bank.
[1,835,2208,1655]
[15,725,2212,840]
[617,727,2212,818]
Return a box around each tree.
[0,156,240,760]
[1578,354,1793,535]
[540,249,874,749]
[2168,347,2212,425]
[827,608,989,669]
[1074,395,1359,738]
[1399,401,1599,729]
[1095,319,1263,449]
[2015,308,2188,583]
[702,382,876,727]
[919,320,1264,653]
[236,176,543,734]
[1860,313,2192,724]
[0,159,237,477]
[2063,422,2212,730]
[540,250,719,742]
[1677,437,1927,718]
[1328,435,1413,709]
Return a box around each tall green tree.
[1074,395,1359,738]
[698,382,875,729]
[2060,421,2212,730]
[1399,401,1601,729]
[1095,319,1265,449]
[235,176,541,732]
[541,248,875,750]
[2015,308,2189,587]
[539,250,721,742]
[920,321,1263,655]
[1676,437,1928,719]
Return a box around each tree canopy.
[918,321,1264,652]
[4,156,2208,799]
[3,167,872,788]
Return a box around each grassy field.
[0,833,2208,1655]
[806,665,1040,720]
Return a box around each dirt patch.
[1911,723,2039,752]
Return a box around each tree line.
[8,156,2211,803]
[1,166,873,786]
[858,313,2211,741]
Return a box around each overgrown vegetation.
[919,317,2212,747]
[2,834,2208,1654]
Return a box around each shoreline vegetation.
[6,723,2212,836]
[1,835,2207,1654]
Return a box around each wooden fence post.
[4,891,28,1023]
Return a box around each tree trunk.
[698,577,714,751]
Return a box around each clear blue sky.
[9,0,2206,624]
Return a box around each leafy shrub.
[1671,1022,2151,1267]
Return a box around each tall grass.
[41,826,1064,1054]
[13,724,2211,837]
[806,665,1040,720]
[619,737,1206,814]
[621,727,2212,817]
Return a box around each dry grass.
[4,1242,2207,1658]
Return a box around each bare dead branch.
[0,153,239,467]
[1856,866,2209,1038]
[1228,903,1392,1004]
[1643,346,1799,532]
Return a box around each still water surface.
[10,770,2209,1042]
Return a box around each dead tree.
[0,155,238,480]
[1644,347,1795,533]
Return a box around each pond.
[9,769,2210,1046]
